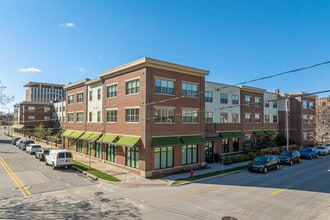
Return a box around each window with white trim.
[126,79,139,95]
[182,109,198,123]
[126,108,139,122]
[155,79,174,95]
[107,84,117,98]
[182,83,198,97]
[155,108,174,123]
[77,93,84,103]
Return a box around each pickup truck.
[35,148,51,161]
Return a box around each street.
[0,135,329,219]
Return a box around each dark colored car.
[280,150,301,165]
[35,148,51,161]
[248,155,280,173]
[19,139,35,151]
[300,148,318,159]
[11,137,21,145]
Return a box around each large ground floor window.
[182,145,198,165]
[95,142,102,158]
[68,138,73,150]
[205,141,213,163]
[77,140,83,153]
[106,144,116,162]
[233,137,239,152]
[222,139,229,153]
[126,147,139,168]
[154,147,174,170]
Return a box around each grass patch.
[172,165,247,185]
[73,161,121,182]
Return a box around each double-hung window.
[107,110,117,122]
[77,112,84,122]
[107,84,117,98]
[155,79,174,95]
[182,109,198,123]
[232,95,239,105]
[155,108,174,123]
[182,83,198,97]
[126,79,139,95]
[77,93,84,103]
[245,96,251,105]
[205,92,213,102]
[68,95,74,104]
[255,97,260,107]
[68,113,74,122]
[220,93,228,104]
[126,108,139,122]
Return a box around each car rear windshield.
[281,151,291,156]
[66,152,72,158]
[254,156,267,163]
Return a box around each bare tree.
[0,81,15,108]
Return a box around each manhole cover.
[222,216,237,220]
[100,198,110,202]
[94,192,104,196]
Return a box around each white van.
[45,149,73,169]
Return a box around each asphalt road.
[0,133,329,219]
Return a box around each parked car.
[45,149,73,169]
[35,148,51,161]
[11,137,21,145]
[16,139,24,147]
[300,148,318,159]
[315,146,329,155]
[248,155,280,173]
[19,139,34,150]
[279,150,301,165]
[26,144,42,155]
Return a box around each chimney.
[275,88,280,94]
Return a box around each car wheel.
[289,160,293,166]
[276,164,280,170]
[263,167,268,173]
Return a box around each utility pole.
[285,96,289,151]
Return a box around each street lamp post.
[285,97,289,151]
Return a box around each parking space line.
[268,185,293,196]
[0,156,31,196]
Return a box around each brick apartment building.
[63,57,208,177]
[278,92,316,147]
[13,101,54,136]
[12,82,65,134]
[204,82,279,162]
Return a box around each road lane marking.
[268,185,293,197]
[0,156,31,196]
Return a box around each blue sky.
[1,0,330,112]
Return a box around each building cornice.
[100,57,209,78]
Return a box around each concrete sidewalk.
[4,134,248,187]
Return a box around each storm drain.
[100,198,110,202]
[94,192,104,196]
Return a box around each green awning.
[117,136,140,147]
[254,130,266,136]
[89,133,102,141]
[12,124,24,129]
[265,130,275,135]
[153,136,182,147]
[70,130,85,138]
[219,132,234,138]
[98,134,117,143]
[232,131,245,138]
[79,132,93,140]
[63,129,74,137]
[181,135,205,145]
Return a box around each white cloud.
[19,67,41,73]
[79,68,87,73]
[59,22,76,28]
